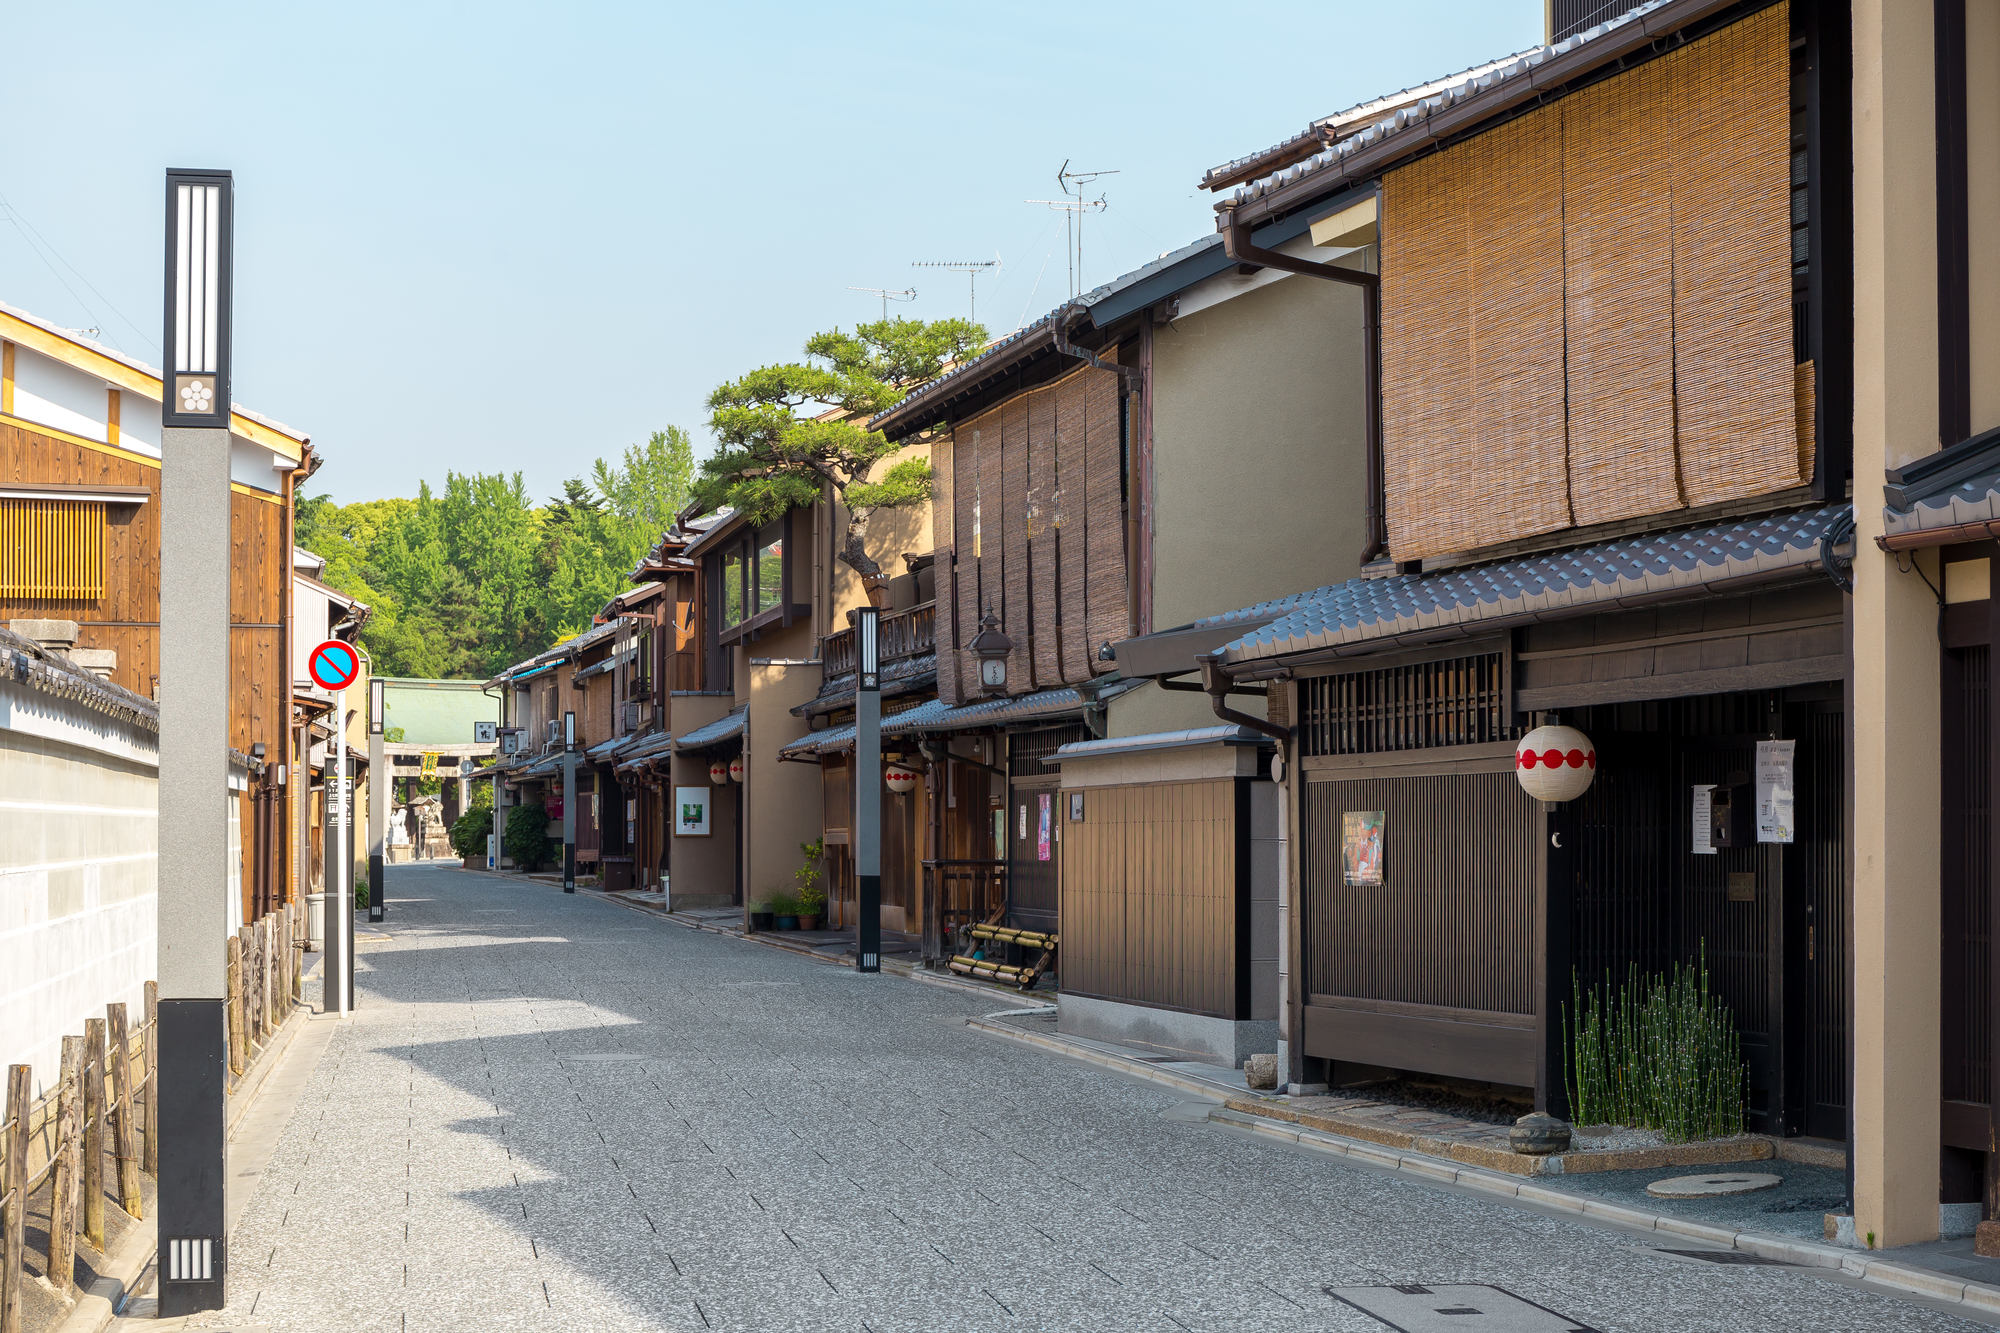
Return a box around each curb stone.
[964,1004,2000,1318]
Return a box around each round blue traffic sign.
[309,639,361,691]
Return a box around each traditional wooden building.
[1113,0,1852,1137]
[0,300,311,926]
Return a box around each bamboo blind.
[1027,384,1062,688]
[1055,370,1096,682]
[1382,104,1571,560]
[1563,53,1682,525]
[1795,359,1816,481]
[1082,368,1127,663]
[1670,2,1799,504]
[0,498,104,599]
[1000,395,1032,689]
[1379,3,1799,560]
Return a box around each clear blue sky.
[0,2,1536,505]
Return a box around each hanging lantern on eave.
[1515,725,1596,802]
[885,763,922,795]
[708,760,729,786]
[727,756,745,783]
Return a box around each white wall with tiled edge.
[0,674,159,1099]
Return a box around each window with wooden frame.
[1298,651,1516,757]
[0,498,105,599]
[708,513,798,643]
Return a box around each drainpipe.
[1051,302,1144,392]
[1220,209,1385,566]
[1198,652,1288,746]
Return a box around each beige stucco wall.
[742,658,822,917]
[1851,0,1945,1248]
[1106,679,1269,740]
[827,438,934,629]
[666,691,738,901]
[1148,254,1370,635]
[1969,0,2000,435]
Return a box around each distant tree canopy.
[296,427,695,679]
[692,317,985,600]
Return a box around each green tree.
[692,317,984,601]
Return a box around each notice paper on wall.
[1691,784,1716,855]
[1756,739,1796,844]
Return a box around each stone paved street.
[141,862,1994,1332]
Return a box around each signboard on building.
[675,786,711,837]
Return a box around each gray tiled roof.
[674,707,746,752]
[1045,724,1270,765]
[777,680,1140,758]
[1213,1,1673,213]
[1883,425,2000,541]
[483,619,621,688]
[1215,505,1847,669]
[613,729,675,772]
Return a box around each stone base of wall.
[1058,993,1277,1068]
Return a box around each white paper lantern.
[884,764,921,795]
[1515,725,1597,802]
[727,757,745,783]
[708,761,729,785]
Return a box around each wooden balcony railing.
[821,600,936,679]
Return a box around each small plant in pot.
[768,893,800,930]
[795,839,826,930]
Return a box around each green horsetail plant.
[1564,945,1746,1142]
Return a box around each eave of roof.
[1211,504,1845,671]
[1211,0,1757,231]
[1882,426,2000,546]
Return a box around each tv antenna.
[911,257,999,323]
[847,286,917,321]
[1026,160,1117,299]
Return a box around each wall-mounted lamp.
[161,170,233,428]
[970,610,1013,695]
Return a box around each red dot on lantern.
[1518,751,1535,769]
[1586,751,1597,769]
[1542,749,1564,767]
[1565,749,1584,768]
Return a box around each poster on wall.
[1691,784,1716,854]
[1755,740,1796,844]
[1037,793,1052,861]
[674,786,711,837]
[1342,810,1385,886]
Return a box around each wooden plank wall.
[1059,778,1238,1018]
[1299,769,1538,1016]
[945,364,1124,697]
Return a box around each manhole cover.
[1645,1172,1782,1198]
[1652,1248,1786,1266]
[1326,1284,1598,1332]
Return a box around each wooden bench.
[948,919,1058,991]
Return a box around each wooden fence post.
[82,1019,105,1252]
[224,936,245,1078]
[261,916,276,1038]
[143,982,158,1176]
[3,1064,29,1333]
[237,925,256,1055]
[277,905,291,1018]
[107,1005,141,1219]
[47,1038,82,1299]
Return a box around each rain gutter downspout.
[1220,210,1385,565]
[1197,652,1289,747]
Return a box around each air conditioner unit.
[547,719,560,746]
[500,732,520,756]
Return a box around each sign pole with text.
[308,639,361,1016]
[156,167,234,1316]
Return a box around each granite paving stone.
[123,861,2000,1332]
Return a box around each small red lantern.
[727,756,745,783]
[885,763,921,795]
[1515,725,1596,803]
[708,761,728,785]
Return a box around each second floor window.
[716,519,789,632]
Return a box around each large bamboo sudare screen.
[1379,3,1797,561]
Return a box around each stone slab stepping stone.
[1646,1171,1782,1198]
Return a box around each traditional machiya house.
[1107,0,1856,1149]
[665,419,935,924]
[0,300,311,931]
[1845,0,2000,1251]
[844,216,1380,1036]
[606,530,699,894]
[479,620,622,872]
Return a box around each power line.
[0,189,156,356]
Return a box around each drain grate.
[1325,1284,1598,1332]
[1653,1248,1787,1266]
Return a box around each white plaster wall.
[230,434,285,494]
[119,392,163,457]
[12,345,111,442]
[0,683,160,1100]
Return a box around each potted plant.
[796,839,826,930]
[769,894,800,931]
[749,902,775,932]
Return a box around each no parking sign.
[309,639,361,691]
